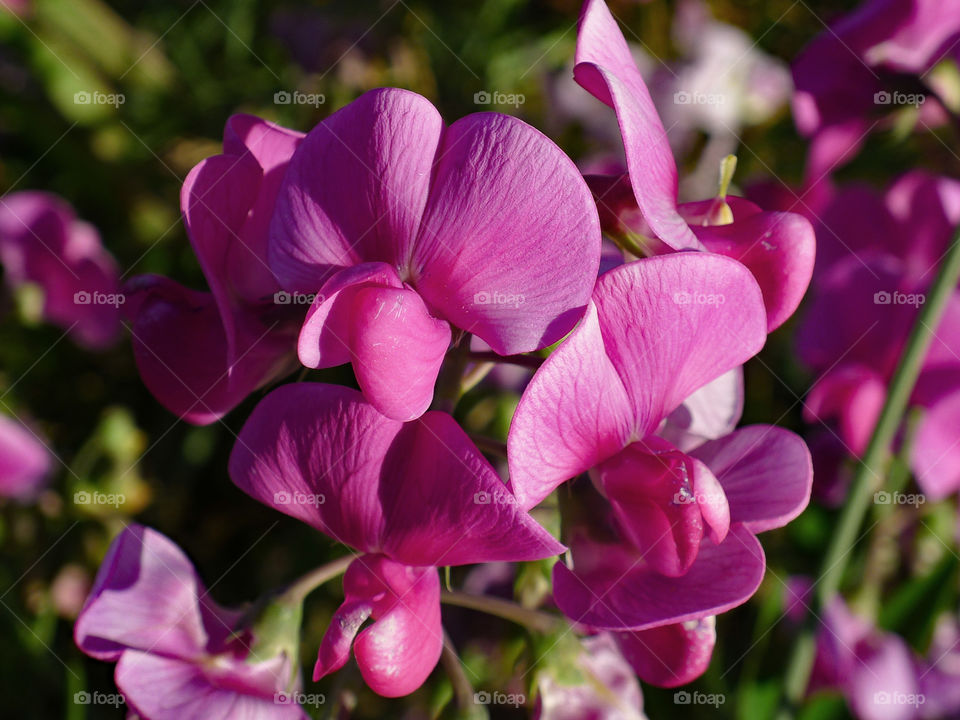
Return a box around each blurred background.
[1,0,956,718]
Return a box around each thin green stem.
[441,590,561,634]
[281,555,353,605]
[777,227,960,718]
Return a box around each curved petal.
[125,275,294,425]
[804,364,886,456]
[615,617,716,688]
[116,652,304,720]
[269,88,443,291]
[692,209,816,331]
[0,414,52,500]
[912,390,960,500]
[574,0,699,249]
[229,383,564,565]
[690,426,812,533]
[552,525,765,631]
[74,525,211,662]
[412,112,601,354]
[658,367,744,452]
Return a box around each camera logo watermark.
[274,291,322,306]
[473,691,525,707]
[874,91,925,107]
[74,290,125,307]
[474,90,525,108]
[674,90,726,106]
[874,491,925,507]
[874,691,925,708]
[74,691,125,707]
[74,91,125,108]
[873,291,925,307]
[274,691,325,707]
[674,690,725,707]
[273,491,325,507]
[74,490,125,508]
[673,291,726,306]
[274,90,325,108]
[474,491,518,506]
[473,291,525,308]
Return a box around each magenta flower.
[792,0,960,176]
[75,524,305,719]
[0,414,51,500]
[126,115,305,425]
[796,172,960,499]
[269,87,601,421]
[508,253,811,683]
[0,191,121,349]
[573,0,815,332]
[613,617,717,688]
[228,382,564,696]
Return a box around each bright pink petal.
[912,390,960,500]
[804,364,886,457]
[690,426,812,533]
[269,88,443,292]
[692,209,816,331]
[552,525,765,630]
[615,617,716,688]
[74,524,216,662]
[659,367,744,452]
[229,383,564,565]
[116,652,303,720]
[412,112,600,354]
[574,0,698,249]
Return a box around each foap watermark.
[673,488,725,506]
[74,490,125,508]
[673,291,725,306]
[474,490,518,506]
[74,290,125,307]
[74,691,125,708]
[474,290,525,308]
[674,690,725,707]
[274,291,322,306]
[874,491,925,507]
[874,90,925,107]
[473,90,525,108]
[74,91,125,108]
[874,290,925,307]
[274,491,325,507]
[674,90,726,106]
[273,90,325,107]
[274,691,325,707]
[874,691,925,708]
[473,691,525,707]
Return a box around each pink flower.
[75,524,305,719]
[574,0,815,332]
[0,192,121,349]
[228,382,564,696]
[126,115,305,425]
[269,87,601,421]
[508,253,811,683]
[0,414,51,500]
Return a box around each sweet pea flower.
[574,0,815,332]
[228,382,564,697]
[796,172,960,499]
[126,115,305,425]
[0,191,121,349]
[0,414,52,500]
[75,524,306,720]
[269,87,601,421]
[508,253,811,683]
[535,633,646,720]
[792,0,960,178]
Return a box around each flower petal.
[0,414,51,500]
[690,426,812,533]
[412,111,600,354]
[912,390,960,500]
[614,617,717,688]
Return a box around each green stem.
[281,555,353,605]
[469,435,508,458]
[777,227,960,718]
[441,590,561,634]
